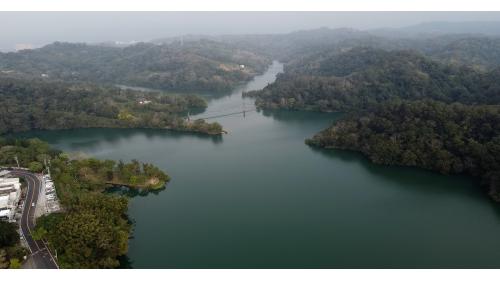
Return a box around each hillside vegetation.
[0,137,170,268]
[0,221,26,269]
[0,76,223,135]
[243,36,500,203]
[0,40,271,92]
[306,101,500,201]
[218,28,500,69]
[245,47,500,111]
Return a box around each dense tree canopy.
[306,100,500,201]
[243,36,500,203]
[0,221,19,248]
[0,138,171,268]
[0,40,271,92]
[35,193,130,268]
[0,138,59,168]
[0,221,27,269]
[245,47,500,112]
[0,76,223,135]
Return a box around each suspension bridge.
[187,100,258,121]
[194,108,257,120]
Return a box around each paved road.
[11,170,59,269]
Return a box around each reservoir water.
[19,61,500,268]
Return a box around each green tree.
[307,100,500,202]
[1,138,171,268]
[0,221,19,247]
[28,161,44,173]
[31,227,48,241]
[9,258,21,269]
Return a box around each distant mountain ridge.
[400,21,500,36]
[150,24,500,64]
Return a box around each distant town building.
[138,98,152,105]
[239,64,245,69]
[0,173,21,221]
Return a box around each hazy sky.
[1,12,500,51]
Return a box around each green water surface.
[19,62,500,268]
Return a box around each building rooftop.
[0,177,20,183]
[0,208,11,220]
[0,188,16,195]
[0,195,9,209]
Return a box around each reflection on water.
[16,127,224,151]
[260,109,342,124]
[117,255,133,269]
[106,185,165,198]
[307,145,486,200]
[192,61,284,120]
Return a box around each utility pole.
[47,159,51,177]
[14,155,19,168]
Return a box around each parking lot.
[42,174,61,214]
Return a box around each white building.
[138,99,152,105]
[0,175,21,221]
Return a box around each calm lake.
[19,61,500,268]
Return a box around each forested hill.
[0,40,271,92]
[306,100,500,202]
[243,42,500,203]
[211,27,500,68]
[245,47,500,111]
[429,37,500,71]
[0,76,223,135]
[218,28,377,62]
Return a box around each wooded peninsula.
[0,138,170,268]
[0,76,223,135]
